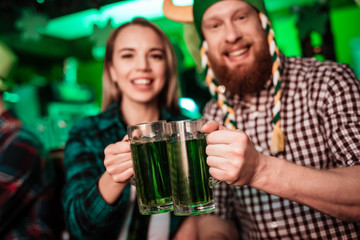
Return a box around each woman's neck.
[120,99,160,125]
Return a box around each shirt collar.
[97,102,125,131]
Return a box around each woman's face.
[109,25,166,106]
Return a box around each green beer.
[131,140,173,214]
[167,137,214,215]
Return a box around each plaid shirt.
[0,111,55,239]
[203,54,360,239]
[62,103,187,240]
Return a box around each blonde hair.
[101,18,180,114]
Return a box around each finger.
[201,120,226,134]
[112,168,134,183]
[122,134,129,142]
[206,155,228,170]
[209,167,239,184]
[208,167,227,182]
[104,141,131,155]
[106,159,133,175]
[206,144,234,158]
[207,154,242,175]
[104,152,132,168]
[207,129,247,145]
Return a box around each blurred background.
[1,0,360,152]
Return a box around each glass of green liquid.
[166,119,219,216]
[127,120,173,215]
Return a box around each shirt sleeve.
[320,63,360,166]
[62,128,129,239]
[0,130,54,238]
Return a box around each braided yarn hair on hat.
[197,1,285,155]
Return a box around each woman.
[62,18,196,239]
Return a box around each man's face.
[201,0,272,96]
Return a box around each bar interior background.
[0,0,359,151]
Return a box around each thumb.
[122,134,129,142]
[202,120,226,134]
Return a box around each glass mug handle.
[130,175,136,186]
[125,137,136,187]
[209,177,220,188]
[204,133,221,188]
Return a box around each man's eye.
[211,23,219,29]
[236,16,245,21]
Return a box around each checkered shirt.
[203,54,360,239]
[0,111,55,239]
[62,103,187,239]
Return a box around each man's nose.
[225,23,242,43]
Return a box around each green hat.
[193,0,286,155]
[193,0,267,39]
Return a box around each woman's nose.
[136,56,150,71]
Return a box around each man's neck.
[243,94,252,103]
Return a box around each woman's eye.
[151,54,164,60]
[121,54,133,59]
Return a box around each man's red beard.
[208,39,272,96]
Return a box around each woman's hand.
[99,135,135,204]
[104,135,134,183]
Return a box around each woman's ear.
[108,64,117,82]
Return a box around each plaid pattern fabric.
[0,111,55,239]
[203,54,360,239]
[62,103,186,240]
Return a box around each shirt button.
[270,221,278,229]
[347,160,354,165]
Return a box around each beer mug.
[127,120,173,215]
[166,119,218,215]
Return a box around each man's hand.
[202,120,262,186]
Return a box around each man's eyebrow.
[203,7,249,22]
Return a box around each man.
[191,0,360,239]
[0,42,55,239]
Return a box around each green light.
[179,97,202,118]
[272,15,302,57]
[92,45,106,60]
[313,54,325,62]
[330,6,360,68]
[37,0,45,4]
[350,37,360,79]
[264,0,316,12]
[41,0,165,40]
[310,31,322,47]
[3,92,19,103]
[172,0,193,6]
